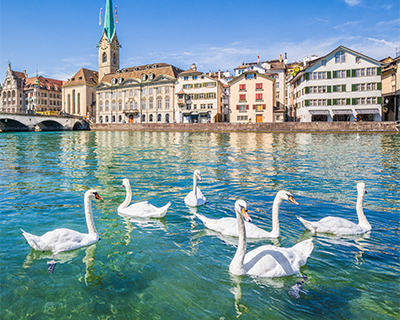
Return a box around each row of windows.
[99,99,171,111]
[334,51,362,64]
[306,67,380,81]
[184,103,213,110]
[303,82,380,95]
[239,93,263,101]
[182,82,216,89]
[237,115,248,121]
[180,93,215,100]
[304,97,380,107]
[99,113,171,123]
[98,87,171,99]
[239,83,264,91]
[236,104,266,111]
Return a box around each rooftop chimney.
[279,54,282,62]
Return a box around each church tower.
[98,0,120,81]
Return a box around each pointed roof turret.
[103,0,115,43]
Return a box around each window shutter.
[305,73,309,80]
[333,71,337,78]
[263,104,266,110]
[213,82,216,87]
[327,99,332,106]
[333,99,337,105]
[246,105,249,110]
[352,84,357,91]
[342,85,346,92]
[333,85,337,92]
[202,83,206,87]
[346,70,351,78]
[327,86,331,93]
[377,82,382,90]
[327,71,331,79]
[254,74,257,79]
[346,98,350,105]
[194,94,198,99]
[305,99,309,106]
[190,84,193,88]
[352,98,357,105]
[236,105,239,110]
[378,97,382,104]
[377,67,382,75]
[351,69,356,77]
[253,105,256,110]
[305,87,309,94]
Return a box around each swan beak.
[241,208,252,222]
[95,193,103,200]
[288,196,299,205]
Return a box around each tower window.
[102,52,107,63]
[113,53,116,64]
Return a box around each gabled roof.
[63,68,99,88]
[178,68,203,76]
[229,70,276,86]
[98,63,183,85]
[24,76,65,91]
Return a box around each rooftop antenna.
[396,46,400,58]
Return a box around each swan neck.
[230,209,246,275]
[84,194,97,236]
[271,195,282,237]
[356,191,370,229]
[119,184,132,210]
[193,174,197,197]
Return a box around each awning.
[355,108,380,114]
[332,109,353,115]
[309,110,330,115]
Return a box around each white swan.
[21,189,103,255]
[184,170,206,207]
[195,190,298,238]
[229,200,314,278]
[118,178,171,218]
[297,182,371,236]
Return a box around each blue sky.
[1,0,399,80]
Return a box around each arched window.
[166,113,170,123]
[105,102,109,111]
[157,114,162,122]
[72,90,76,114]
[118,115,122,122]
[142,114,146,122]
[102,52,107,63]
[335,51,345,64]
[113,53,116,64]
[105,115,109,122]
[67,94,71,113]
[99,116,103,123]
[77,93,80,115]
[149,114,153,122]
[112,115,115,122]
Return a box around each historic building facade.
[288,46,383,122]
[229,70,276,123]
[174,64,226,123]
[381,56,400,121]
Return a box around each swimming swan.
[195,190,298,238]
[297,182,371,236]
[229,200,314,278]
[184,170,206,207]
[21,189,103,255]
[118,178,171,218]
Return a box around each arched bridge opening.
[35,120,66,131]
[0,119,30,132]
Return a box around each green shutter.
[377,82,382,90]
[333,99,337,105]
[202,83,206,87]
[346,98,350,105]
[305,73,309,80]
[327,86,331,93]
[205,93,209,99]
[333,71,337,78]
[352,69,356,77]
[378,97,382,104]
[327,71,331,79]
[305,87,309,94]
[327,99,332,106]
[213,82,216,87]
[194,94,198,99]
[377,67,382,75]
[352,84,357,91]
[352,98,357,105]
[333,85,337,92]
[305,99,309,106]
[342,85,346,92]
[347,70,351,78]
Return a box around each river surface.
[0,130,399,319]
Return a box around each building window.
[239,94,246,102]
[149,114,153,122]
[157,99,162,109]
[245,74,255,80]
[119,115,122,122]
[157,87,162,94]
[141,100,146,109]
[99,102,103,111]
[239,84,246,91]
[105,102,109,111]
[112,102,116,110]
[165,87,170,94]
[149,88,153,95]
[322,60,327,66]
[184,77,189,81]
[201,104,206,109]
[119,101,122,110]
[335,51,346,63]
[130,101,133,110]
[256,93,263,101]
[256,105,263,111]
[255,83,263,90]
[130,90,133,96]
[207,103,213,109]
[209,93,215,99]
[237,115,248,121]
[105,115,109,122]
[193,76,197,80]
[113,53,116,64]
[366,68,376,76]
[102,52,107,63]
[276,82,280,89]
[356,57,361,64]
[166,113,170,123]
[165,99,170,109]
[238,105,246,112]
[142,114,145,122]
[157,114,162,122]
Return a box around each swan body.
[297,182,371,236]
[21,189,103,255]
[184,170,206,207]
[195,190,298,238]
[229,200,314,278]
[118,179,171,218]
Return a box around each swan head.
[235,200,251,222]
[357,182,367,195]
[277,190,299,205]
[122,178,131,189]
[194,170,202,181]
[86,189,103,201]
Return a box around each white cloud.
[344,0,361,6]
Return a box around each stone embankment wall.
[91,121,399,133]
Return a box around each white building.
[289,46,383,122]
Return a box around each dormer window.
[149,73,155,80]
[112,78,117,85]
[141,74,147,81]
[118,77,123,84]
[335,51,346,63]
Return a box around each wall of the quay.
[91,121,399,133]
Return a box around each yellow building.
[229,71,276,123]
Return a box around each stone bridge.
[0,112,90,132]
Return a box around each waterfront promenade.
[91,121,399,133]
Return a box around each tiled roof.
[99,63,183,84]
[178,68,203,76]
[63,68,99,88]
[24,76,65,91]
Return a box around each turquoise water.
[0,130,399,319]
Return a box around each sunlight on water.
[0,131,399,319]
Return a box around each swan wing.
[119,201,171,218]
[308,216,363,235]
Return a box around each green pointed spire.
[103,0,115,43]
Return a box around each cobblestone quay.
[91,121,399,133]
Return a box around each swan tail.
[157,202,171,217]
[292,239,314,260]
[194,213,213,228]
[296,216,317,233]
[21,229,41,251]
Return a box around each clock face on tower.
[111,40,119,50]
[100,39,108,50]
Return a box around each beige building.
[229,70,276,123]
[62,68,98,119]
[175,64,226,123]
[381,56,400,121]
